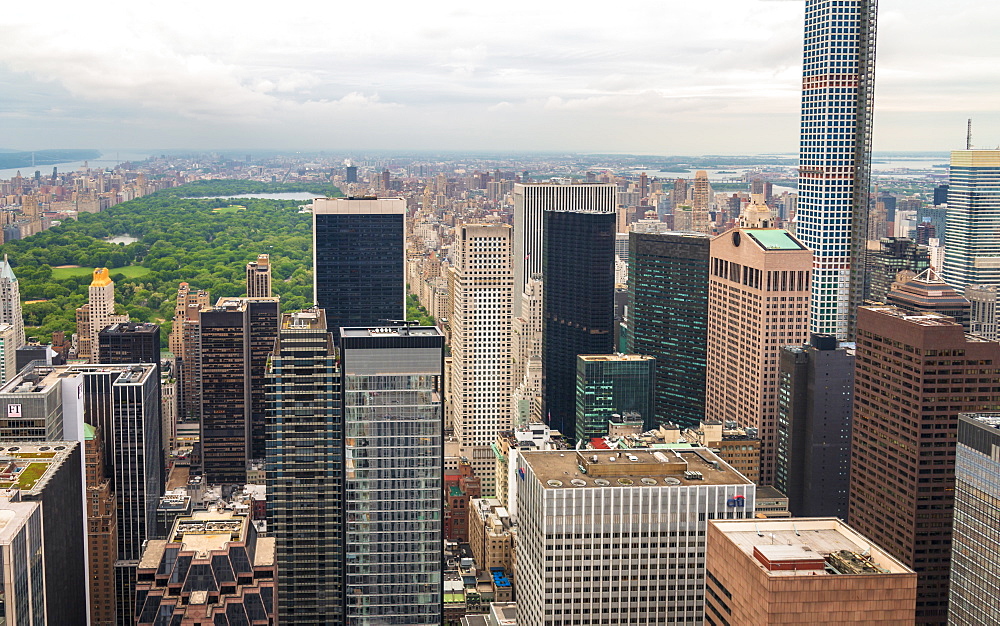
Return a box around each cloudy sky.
[1,0,997,155]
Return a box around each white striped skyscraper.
[796,0,878,340]
[512,182,615,316]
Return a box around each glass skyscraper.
[266,309,343,623]
[542,209,616,438]
[942,150,1000,290]
[950,413,1000,625]
[340,325,444,625]
[313,197,406,332]
[574,354,655,443]
[626,227,710,429]
[796,0,878,340]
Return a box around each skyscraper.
[449,224,513,496]
[0,255,25,352]
[76,268,129,361]
[98,321,161,370]
[511,182,615,316]
[949,413,1000,625]
[246,253,272,297]
[0,441,88,625]
[849,307,1000,623]
[865,236,931,303]
[542,207,616,438]
[776,334,855,518]
[691,169,712,233]
[266,309,343,623]
[86,423,119,626]
[942,149,1000,289]
[626,226,710,428]
[515,448,756,626]
[199,297,279,483]
[705,198,812,485]
[574,354,655,442]
[797,0,878,340]
[169,283,210,422]
[340,325,444,624]
[313,197,406,331]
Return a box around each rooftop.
[0,442,76,497]
[340,325,443,338]
[743,229,808,251]
[711,518,914,577]
[578,353,655,363]
[522,448,751,489]
[100,322,159,335]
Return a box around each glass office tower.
[313,197,406,331]
[340,326,444,625]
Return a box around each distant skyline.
[1,0,998,154]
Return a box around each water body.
[104,234,139,245]
[0,150,152,180]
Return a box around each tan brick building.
[705,518,916,625]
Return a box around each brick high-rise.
[705,196,812,484]
[849,306,1000,623]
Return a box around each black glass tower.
[626,228,710,429]
[313,197,406,332]
[542,210,616,437]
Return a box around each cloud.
[0,0,997,152]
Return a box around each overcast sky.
[1,0,997,155]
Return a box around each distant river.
[0,150,152,180]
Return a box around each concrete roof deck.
[711,518,914,577]
[522,448,751,489]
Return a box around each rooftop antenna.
[967,118,973,150]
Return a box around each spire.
[739,194,774,229]
[0,255,16,282]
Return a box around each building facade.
[542,209,617,437]
[246,253,272,297]
[511,182,615,316]
[98,321,160,370]
[796,0,878,340]
[967,283,1000,340]
[340,326,444,624]
[776,334,855,518]
[949,413,1000,625]
[199,297,278,483]
[515,448,755,626]
[849,307,1000,623]
[705,518,916,625]
[0,255,25,354]
[705,220,812,485]
[943,150,1000,290]
[313,197,406,331]
[86,423,119,626]
[866,236,931,302]
[626,228,710,428]
[265,309,343,624]
[449,224,514,496]
[574,354,655,443]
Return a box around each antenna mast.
[967,118,973,150]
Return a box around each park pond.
[103,234,139,245]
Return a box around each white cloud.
[0,0,997,152]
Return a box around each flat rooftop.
[578,354,654,363]
[340,326,443,338]
[0,363,158,395]
[0,498,40,543]
[711,518,914,577]
[522,448,751,489]
[743,229,807,251]
[0,442,77,494]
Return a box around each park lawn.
[51,265,151,280]
[211,205,247,214]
